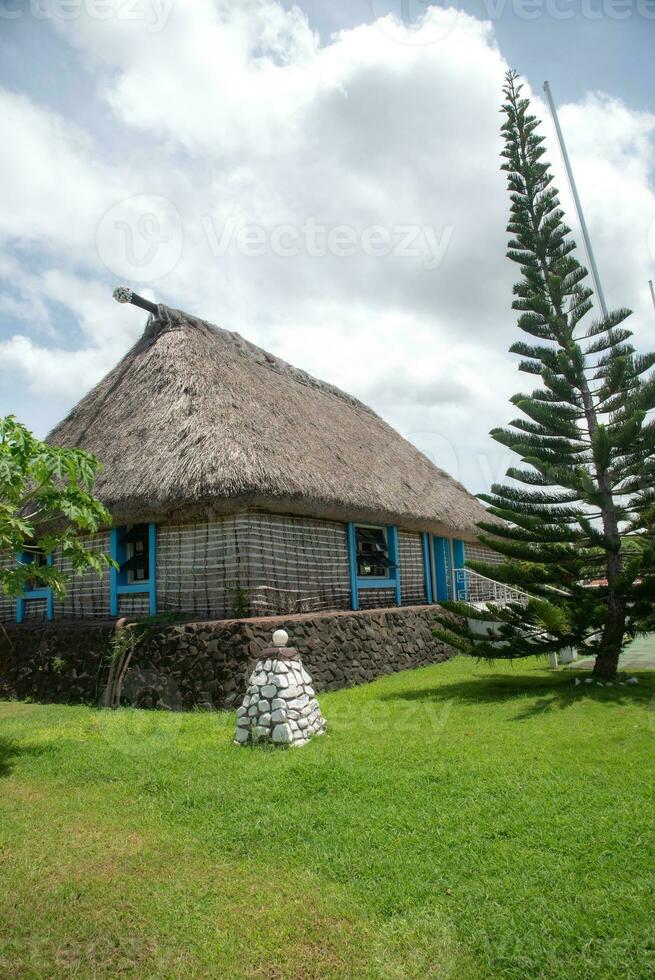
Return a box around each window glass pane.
[119,524,150,583]
[355,525,392,578]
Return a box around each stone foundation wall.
[0,605,453,710]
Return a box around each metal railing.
[458,568,530,607]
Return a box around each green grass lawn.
[1,656,654,979]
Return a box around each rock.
[236,705,247,717]
[626,677,639,685]
[234,727,249,744]
[272,723,293,744]
[271,698,285,710]
[260,684,278,699]
[259,712,272,727]
[287,696,309,711]
[271,708,286,724]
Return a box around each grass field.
[1,655,654,978]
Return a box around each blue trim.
[109,527,119,617]
[17,552,54,622]
[110,523,157,617]
[422,532,433,604]
[116,583,151,595]
[357,577,396,589]
[346,522,359,611]
[387,525,401,606]
[351,524,400,604]
[433,537,449,602]
[148,522,157,616]
[453,539,468,601]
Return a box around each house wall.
[157,517,247,620]
[156,513,351,619]
[0,515,478,624]
[0,535,111,623]
[53,532,112,619]
[0,552,14,622]
[398,531,427,605]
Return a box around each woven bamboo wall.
[21,598,48,621]
[1,517,467,625]
[52,532,111,619]
[398,531,426,605]
[0,536,111,622]
[118,594,151,617]
[157,513,351,619]
[156,517,246,620]
[0,552,14,622]
[242,513,351,616]
[358,587,397,610]
[466,542,504,566]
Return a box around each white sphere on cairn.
[272,629,288,647]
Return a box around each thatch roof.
[48,305,489,540]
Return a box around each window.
[23,546,48,592]
[110,523,157,617]
[355,525,395,578]
[119,524,150,583]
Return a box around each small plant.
[50,656,65,674]
[232,588,250,619]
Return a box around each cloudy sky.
[1,1,653,494]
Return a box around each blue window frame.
[432,536,450,602]
[110,523,157,617]
[16,550,53,623]
[453,539,468,601]
[347,523,401,608]
[422,532,433,604]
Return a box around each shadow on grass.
[0,736,55,778]
[379,671,655,721]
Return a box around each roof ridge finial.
[113,285,159,315]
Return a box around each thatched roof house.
[3,300,498,626]
[50,305,488,538]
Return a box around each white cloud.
[1,2,654,494]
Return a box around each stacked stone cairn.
[235,629,326,747]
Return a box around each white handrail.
[460,568,530,606]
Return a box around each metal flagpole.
[649,280,655,312]
[543,80,609,320]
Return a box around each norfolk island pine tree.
[435,71,655,681]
